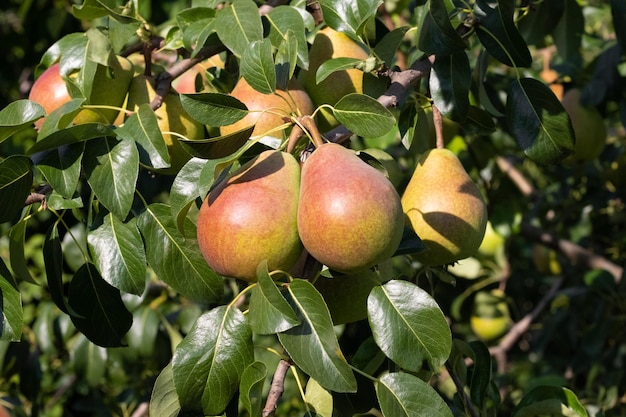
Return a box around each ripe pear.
[561,88,606,164]
[172,55,224,94]
[297,143,404,273]
[196,150,302,281]
[298,27,369,130]
[126,75,204,174]
[402,148,487,266]
[220,77,314,138]
[29,57,133,129]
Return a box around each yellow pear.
[470,289,510,342]
[561,88,606,164]
[401,148,487,266]
[126,75,204,174]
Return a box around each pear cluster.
[196,144,405,282]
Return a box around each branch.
[24,184,52,208]
[262,359,292,417]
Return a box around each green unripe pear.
[402,148,487,266]
[197,150,303,281]
[561,88,606,164]
[298,143,404,273]
[470,289,510,342]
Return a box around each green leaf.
[316,58,365,85]
[137,203,223,304]
[68,263,133,347]
[28,123,117,155]
[266,6,309,70]
[368,280,451,372]
[83,137,138,220]
[552,0,584,66]
[374,27,411,67]
[418,0,466,55]
[71,0,110,20]
[170,157,216,234]
[180,93,248,127]
[127,306,161,358]
[506,78,574,165]
[150,362,181,417]
[512,386,588,417]
[44,223,80,317]
[474,0,532,67]
[305,378,334,417]
[240,361,267,417]
[319,0,382,37]
[88,214,147,295]
[179,126,254,160]
[0,155,33,224]
[8,219,38,284]
[333,94,395,138]
[241,39,277,95]
[214,0,263,58]
[116,104,171,170]
[0,100,45,143]
[248,262,300,334]
[172,306,254,415]
[72,333,108,387]
[275,30,300,88]
[376,372,453,417]
[429,51,471,122]
[278,279,357,393]
[0,258,22,341]
[35,143,84,199]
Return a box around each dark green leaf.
[333,94,395,138]
[214,0,263,58]
[241,39,276,95]
[0,100,45,143]
[0,155,33,224]
[116,104,171,170]
[376,372,453,417]
[368,280,451,372]
[35,143,84,199]
[179,126,254,160]
[266,6,308,70]
[319,0,382,37]
[248,262,300,334]
[613,0,626,54]
[374,27,411,66]
[517,0,564,47]
[0,258,22,341]
[468,341,493,409]
[150,363,181,417]
[474,0,532,67]
[278,279,357,393]
[170,158,215,234]
[506,78,574,165]
[73,333,107,386]
[512,386,588,417]
[180,93,248,127]
[464,105,497,135]
[8,219,37,284]
[172,306,253,415]
[127,306,161,358]
[429,51,471,122]
[240,361,267,417]
[83,137,138,220]
[418,0,466,55]
[28,123,116,155]
[137,203,223,304]
[44,223,80,317]
[275,30,300,88]
[68,263,133,347]
[88,214,147,295]
[71,0,110,20]
[552,0,584,66]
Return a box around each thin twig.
[262,359,292,417]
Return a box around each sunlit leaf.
[0,100,45,143]
[35,143,84,199]
[0,258,22,341]
[512,386,588,417]
[333,94,395,138]
[28,122,116,155]
[266,6,308,70]
[376,372,453,417]
[214,0,263,58]
[150,363,181,417]
[241,39,276,95]
[429,51,471,122]
[180,93,248,126]
[316,58,365,85]
[319,0,382,37]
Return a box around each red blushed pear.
[196,150,302,281]
[297,143,404,273]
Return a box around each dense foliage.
[1,0,625,416]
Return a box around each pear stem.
[300,115,325,148]
[432,103,445,149]
[286,122,304,154]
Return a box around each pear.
[402,148,487,266]
[196,150,302,281]
[297,143,404,273]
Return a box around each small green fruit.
[470,289,510,342]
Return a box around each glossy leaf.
[35,143,84,199]
[316,58,365,85]
[44,223,80,317]
[275,30,300,88]
[240,361,267,417]
[28,122,116,155]
[88,214,147,295]
[0,155,33,224]
[179,126,254,160]
[83,137,138,220]
[333,94,395,138]
[214,0,263,58]
[368,280,451,372]
[180,93,248,126]
[248,262,300,334]
[170,157,216,233]
[0,100,45,143]
[127,306,161,358]
[376,372,453,417]
[0,258,22,341]
[116,104,171,170]
[305,378,333,417]
[172,306,253,415]
[137,203,223,304]
[429,51,471,122]
[506,78,574,165]
[474,0,532,67]
[150,362,181,417]
[241,39,276,95]
[8,219,37,284]
[68,263,133,347]
[418,0,466,55]
[512,386,588,417]
[319,0,382,37]
[278,279,357,393]
[266,6,308,70]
